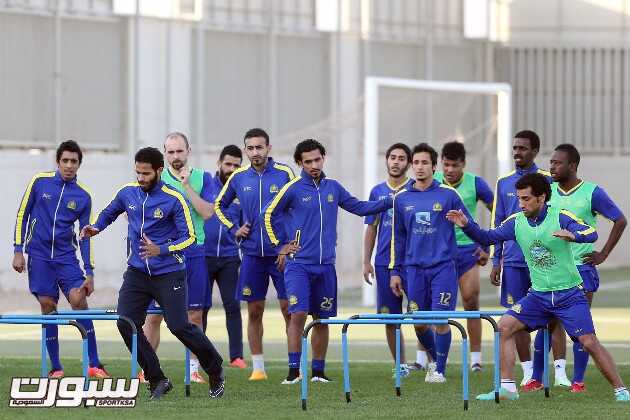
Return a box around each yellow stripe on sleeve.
[273,163,296,180]
[161,185,196,252]
[264,177,300,246]
[214,166,249,229]
[76,180,96,268]
[14,172,55,245]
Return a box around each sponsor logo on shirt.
[128,204,136,210]
[529,239,557,269]
[404,205,414,212]
[243,186,253,192]
[42,193,52,200]
[415,212,431,226]
[302,196,312,202]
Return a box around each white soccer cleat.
[425,371,446,383]
[424,362,443,383]
[520,371,533,386]
[555,373,572,387]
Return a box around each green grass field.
[1,268,630,418]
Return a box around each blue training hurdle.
[0,318,88,378]
[300,318,468,411]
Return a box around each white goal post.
[362,76,513,306]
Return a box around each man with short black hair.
[434,141,494,371]
[203,144,246,369]
[80,147,224,400]
[12,140,107,379]
[264,139,392,384]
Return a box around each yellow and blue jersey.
[214,157,294,258]
[14,170,94,275]
[263,170,391,265]
[388,180,472,276]
[93,180,195,276]
[364,179,413,267]
[204,173,242,258]
[491,164,552,267]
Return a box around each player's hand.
[474,247,489,267]
[490,265,501,286]
[81,275,95,297]
[582,250,607,266]
[275,240,300,271]
[79,225,100,240]
[363,262,375,285]
[553,229,576,242]
[446,209,469,227]
[12,252,26,273]
[179,166,192,185]
[139,234,161,259]
[390,275,403,297]
[235,223,251,240]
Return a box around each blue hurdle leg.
[185,348,191,397]
[493,329,500,403]
[462,338,469,411]
[301,335,309,410]
[543,328,550,398]
[342,331,351,402]
[41,325,48,378]
[131,333,137,378]
[82,337,89,379]
[395,325,401,396]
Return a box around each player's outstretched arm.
[557,210,598,243]
[337,181,392,216]
[82,186,127,239]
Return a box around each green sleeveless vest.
[435,171,477,246]
[549,181,597,266]
[514,206,582,292]
[161,168,206,245]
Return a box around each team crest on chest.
[67,200,77,210]
[432,202,442,212]
[511,303,522,314]
[327,193,334,203]
[270,184,279,193]
[153,208,164,219]
[529,239,556,269]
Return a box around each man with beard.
[215,128,295,381]
[362,143,421,375]
[80,147,225,400]
[142,132,215,383]
[202,145,247,369]
[547,143,626,393]
[434,141,494,372]
[490,130,570,388]
[263,139,392,384]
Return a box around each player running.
[12,140,108,379]
[203,145,247,369]
[363,143,417,376]
[80,147,224,400]
[491,130,569,387]
[141,132,215,383]
[389,143,473,383]
[447,172,629,402]
[548,143,627,393]
[263,139,392,384]
[434,141,493,371]
[215,128,295,381]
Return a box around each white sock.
[252,354,265,371]
[554,359,567,375]
[416,350,427,367]
[501,379,517,393]
[614,387,627,394]
[521,360,533,375]
[190,358,199,373]
[471,352,481,366]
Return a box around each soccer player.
[447,172,630,402]
[434,141,494,371]
[12,140,108,379]
[215,128,295,381]
[389,143,473,383]
[80,147,225,400]
[142,132,215,383]
[548,143,627,392]
[491,130,569,387]
[203,145,246,369]
[363,142,421,375]
[263,139,392,384]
